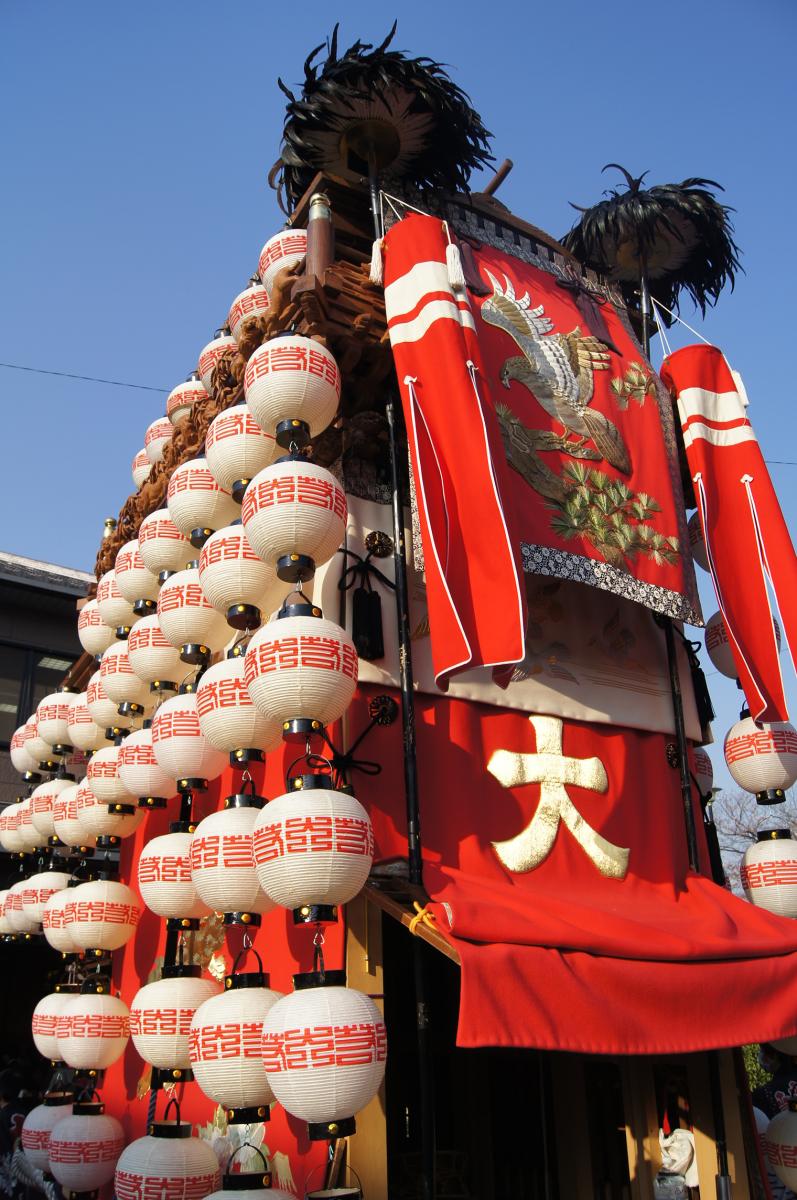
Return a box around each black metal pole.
[708,1050,733,1198]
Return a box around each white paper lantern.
[115,1124,220,1200]
[32,989,79,1060]
[130,970,221,1069]
[168,374,209,424]
[20,870,72,925]
[64,879,141,951]
[2,803,25,855]
[87,744,136,805]
[741,830,797,917]
[67,693,108,754]
[195,656,282,756]
[99,641,152,710]
[151,692,228,784]
[6,877,39,933]
[42,890,80,954]
[765,1104,797,1190]
[78,598,117,658]
[128,613,185,686]
[244,607,357,735]
[198,336,236,395]
[118,726,176,803]
[258,229,307,297]
[190,802,275,918]
[241,459,346,577]
[96,569,138,631]
[139,508,193,575]
[167,458,240,540]
[687,511,709,572]
[21,1097,73,1171]
[245,336,340,442]
[37,691,79,752]
[157,567,231,656]
[262,982,386,1134]
[133,448,151,488]
[253,780,373,910]
[190,976,284,1115]
[87,671,124,731]
[49,1104,125,1193]
[198,525,288,627]
[115,539,161,607]
[17,796,48,853]
[724,716,797,796]
[26,715,54,768]
[138,832,210,919]
[693,747,714,796]
[76,777,144,841]
[0,889,11,932]
[57,990,130,1070]
[10,725,37,774]
[145,416,174,465]
[228,283,270,342]
[205,407,277,497]
[205,1183,293,1200]
[53,784,95,848]
[30,777,75,839]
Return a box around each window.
[0,642,77,748]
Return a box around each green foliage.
[610,362,657,409]
[742,1043,769,1092]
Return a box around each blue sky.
[0,0,794,788]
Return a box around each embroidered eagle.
[481,272,632,475]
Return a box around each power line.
[0,361,168,393]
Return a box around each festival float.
[4,22,797,1200]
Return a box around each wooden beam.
[364,882,460,964]
[345,892,388,1200]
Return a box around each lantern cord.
[146,1085,157,1128]
[408,902,436,936]
[0,361,169,393]
[312,925,326,977]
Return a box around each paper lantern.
[42,890,80,954]
[687,511,709,572]
[765,1103,797,1190]
[262,979,386,1138]
[57,989,130,1070]
[258,229,307,297]
[167,458,240,542]
[139,508,193,575]
[693,747,714,797]
[151,692,228,784]
[205,1179,294,1200]
[253,778,373,913]
[245,335,340,445]
[244,606,357,737]
[78,598,117,658]
[37,690,79,753]
[64,879,141,951]
[195,655,282,757]
[67,693,108,753]
[205,406,277,500]
[133,448,151,488]
[96,569,137,632]
[49,1103,124,1194]
[26,715,54,768]
[198,525,287,629]
[128,613,185,687]
[157,567,231,660]
[241,459,346,581]
[10,725,37,774]
[741,829,797,917]
[87,671,124,731]
[724,716,797,798]
[17,796,48,854]
[198,334,236,394]
[52,784,95,849]
[99,641,152,710]
[130,969,221,1070]
[30,777,74,839]
[20,870,72,925]
[87,744,136,805]
[228,282,270,342]
[115,1121,220,1200]
[76,777,144,841]
[32,988,79,1060]
[190,799,275,920]
[168,373,209,424]
[189,972,284,1118]
[0,889,11,932]
[145,416,174,465]
[118,726,176,805]
[138,832,210,920]
[21,1096,73,1172]
[115,539,161,609]
[2,803,25,855]
[6,877,39,933]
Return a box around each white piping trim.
[740,473,789,718]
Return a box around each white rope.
[651,298,673,357]
[645,294,713,346]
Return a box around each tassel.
[446,240,467,293]
[369,238,384,286]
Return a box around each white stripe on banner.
[678,385,746,425]
[682,422,758,450]
[385,260,452,321]
[388,298,476,346]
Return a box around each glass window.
[0,644,77,748]
[0,645,27,746]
